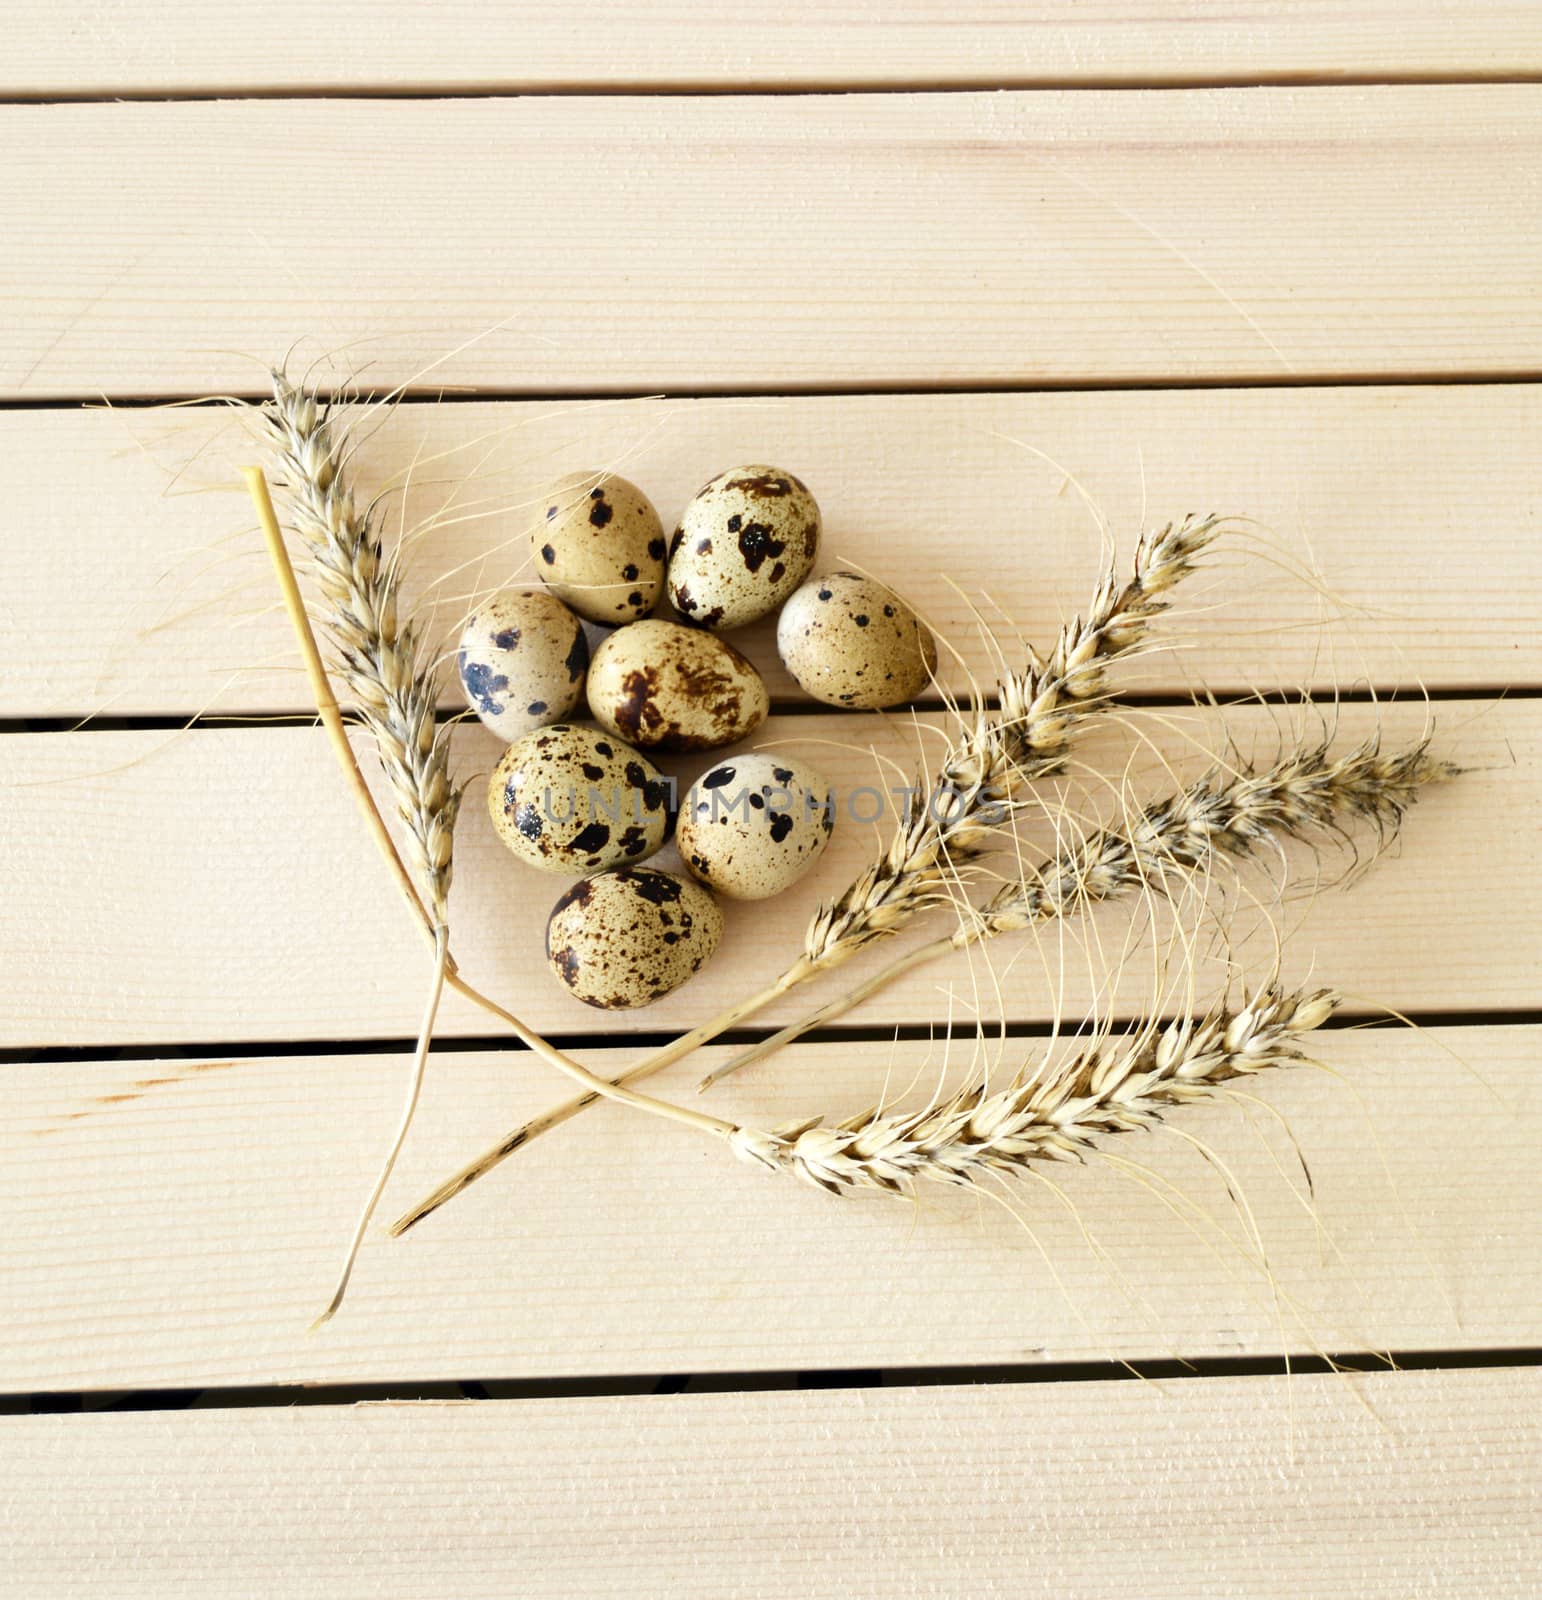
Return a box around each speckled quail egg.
[533,470,667,625]
[587,618,769,752]
[457,590,589,742]
[545,867,723,1009]
[677,753,835,901]
[666,465,820,630]
[488,723,671,875]
[777,572,938,709]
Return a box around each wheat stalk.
[705,731,1456,1085]
[249,404,458,1322]
[728,980,1339,1195]
[390,518,1223,1234]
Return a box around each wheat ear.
[263,373,462,922]
[705,732,1457,1086]
[728,981,1340,1195]
[390,518,1222,1235]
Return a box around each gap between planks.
[10,1002,1542,1074]
[4,1,1542,96]
[8,1343,1542,1416]
[2,684,1538,741]
[12,75,1542,105]
[11,371,1542,406]
[1,1369,1538,1598]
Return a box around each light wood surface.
[2,1026,1535,1391]
[3,1370,1539,1598]
[5,90,1542,400]
[0,699,1513,1047]
[4,383,1539,718]
[4,23,1539,1592]
[6,3,1542,94]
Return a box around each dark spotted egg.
[533,470,667,625]
[545,868,723,1009]
[777,572,938,709]
[458,590,589,742]
[586,619,768,753]
[487,723,671,875]
[667,465,820,631]
[677,753,835,901]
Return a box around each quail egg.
[545,867,723,1009]
[777,572,938,709]
[677,753,835,901]
[457,590,589,742]
[667,465,820,630]
[587,618,769,752]
[488,723,671,875]
[533,470,667,625]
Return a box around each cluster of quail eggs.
[458,465,937,1010]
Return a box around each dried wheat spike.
[729,981,1338,1196]
[262,373,460,920]
[979,731,1456,937]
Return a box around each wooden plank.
[0,699,1522,1048]
[6,3,1542,95]
[2,1024,1537,1390]
[3,1370,1539,1597]
[5,384,1540,718]
[4,90,1541,400]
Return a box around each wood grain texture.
[5,89,1542,399]
[3,1370,1540,1597]
[6,2,1542,94]
[2,1025,1537,1390]
[0,19,1535,1573]
[5,383,1540,718]
[0,699,1514,1048]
